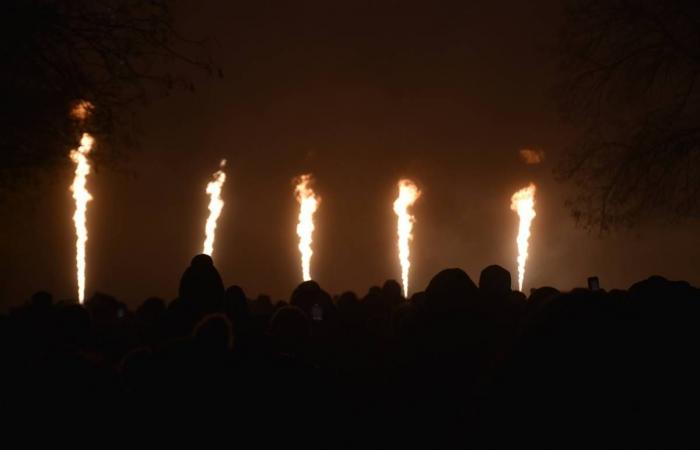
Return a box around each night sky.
[2,0,699,309]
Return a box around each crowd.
[2,254,699,447]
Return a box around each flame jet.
[69,133,95,303]
[393,179,421,297]
[510,183,537,291]
[202,159,227,257]
[295,174,320,282]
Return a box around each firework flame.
[71,100,94,121]
[202,159,227,257]
[510,183,536,291]
[69,133,95,303]
[393,179,421,297]
[295,174,320,282]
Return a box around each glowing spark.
[393,179,421,297]
[295,174,320,282]
[202,159,227,256]
[69,133,95,303]
[510,183,537,291]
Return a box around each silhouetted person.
[30,291,52,308]
[290,281,336,327]
[479,265,511,298]
[382,279,404,306]
[478,264,522,319]
[425,268,479,312]
[178,254,225,315]
[193,313,235,354]
[337,291,364,329]
[250,294,274,316]
[137,297,166,317]
[364,284,388,321]
[290,280,323,314]
[363,285,382,306]
[86,292,121,328]
[527,286,559,309]
[223,285,250,330]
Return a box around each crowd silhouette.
[2,255,700,447]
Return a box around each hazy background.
[2,0,699,309]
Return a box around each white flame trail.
[393,179,421,297]
[69,133,95,303]
[295,174,320,282]
[202,159,227,256]
[510,183,537,291]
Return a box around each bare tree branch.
[0,0,221,189]
[556,0,700,230]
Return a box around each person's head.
[291,280,321,300]
[425,268,479,312]
[137,297,166,319]
[408,291,427,308]
[382,279,403,299]
[85,292,122,326]
[178,254,225,314]
[528,286,560,308]
[629,275,671,301]
[193,313,235,353]
[337,291,359,308]
[508,290,528,311]
[367,286,382,297]
[479,265,512,297]
[250,294,274,316]
[290,280,329,315]
[224,285,249,326]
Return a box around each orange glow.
[71,100,94,121]
[69,133,95,303]
[519,148,544,165]
[393,179,421,297]
[295,174,320,282]
[202,159,227,257]
[510,183,536,291]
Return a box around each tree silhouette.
[557,0,700,230]
[0,0,220,188]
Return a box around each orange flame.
[393,179,421,297]
[202,159,227,257]
[510,183,536,291]
[69,133,95,303]
[71,100,94,121]
[295,174,320,282]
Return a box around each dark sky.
[2,0,699,309]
